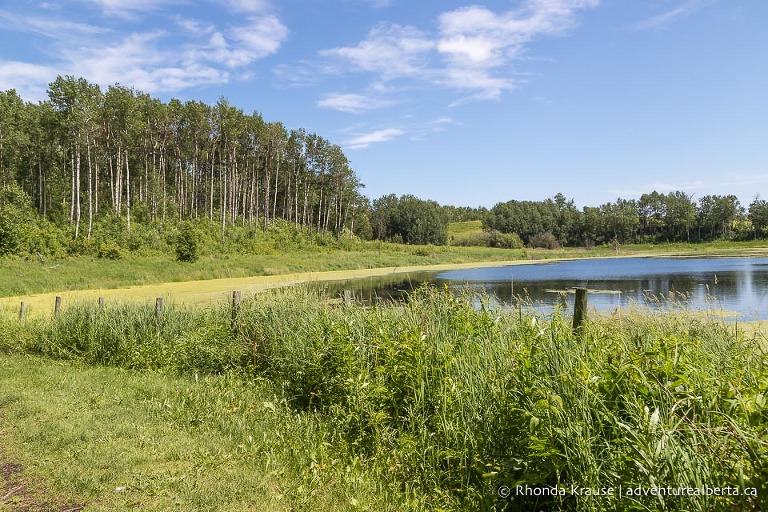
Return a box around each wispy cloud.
[219,0,271,13]
[318,0,598,105]
[184,16,288,68]
[0,3,287,98]
[175,17,216,34]
[408,116,461,141]
[633,0,712,30]
[60,32,229,92]
[0,10,107,39]
[722,172,768,187]
[82,0,185,18]
[320,24,435,80]
[368,0,394,7]
[0,60,58,100]
[317,92,394,113]
[344,128,405,149]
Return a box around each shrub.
[529,231,560,249]
[98,241,124,260]
[176,221,199,262]
[0,184,40,256]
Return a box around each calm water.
[322,257,768,320]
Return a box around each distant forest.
[1,76,768,257]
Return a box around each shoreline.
[3,250,768,318]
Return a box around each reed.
[1,287,766,510]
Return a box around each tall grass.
[2,287,767,510]
[0,299,250,374]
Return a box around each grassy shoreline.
[4,240,768,318]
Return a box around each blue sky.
[0,0,766,209]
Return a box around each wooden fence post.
[231,290,241,336]
[155,297,164,331]
[98,297,105,312]
[572,287,588,334]
[19,302,26,321]
[54,296,62,317]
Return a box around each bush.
[0,184,40,256]
[529,231,560,249]
[175,221,199,262]
[453,230,523,249]
[98,241,124,260]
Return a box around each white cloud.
[0,2,288,97]
[175,17,216,34]
[232,16,288,59]
[633,0,712,30]
[83,0,184,18]
[321,24,434,80]
[408,116,461,140]
[344,128,404,149]
[317,93,394,113]
[60,32,228,92]
[186,16,288,68]
[320,0,597,105]
[0,60,58,101]
[0,10,107,39]
[219,0,270,13]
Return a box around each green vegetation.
[4,237,768,301]
[0,242,526,299]
[175,220,199,263]
[2,77,766,268]
[448,220,483,239]
[447,221,523,249]
[0,355,402,511]
[485,191,760,247]
[3,75,768,510]
[371,194,449,245]
[2,288,767,511]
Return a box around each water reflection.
[318,257,768,320]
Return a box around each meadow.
[2,286,767,511]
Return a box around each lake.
[320,256,768,320]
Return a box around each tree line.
[2,76,768,257]
[484,191,768,247]
[0,76,366,248]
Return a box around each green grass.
[0,243,520,298]
[2,288,768,510]
[0,354,409,511]
[447,221,484,245]
[4,238,768,300]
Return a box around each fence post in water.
[54,296,62,317]
[19,302,27,321]
[98,296,105,312]
[231,290,241,336]
[343,289,353,306]
[155,297,164,332]
[572,287,588,334]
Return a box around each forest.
[2,76,768,258]
[0,76,367,256]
